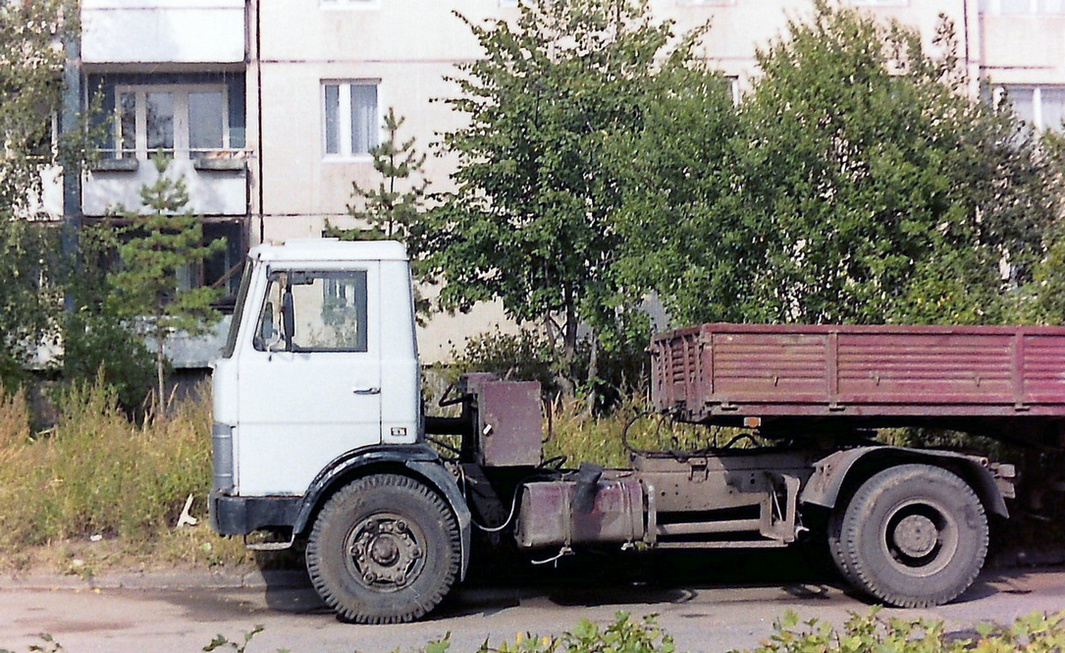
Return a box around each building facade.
[66,0,1065,363]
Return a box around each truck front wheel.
[306,474,461,623]
[836,464,988,608]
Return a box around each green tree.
[0,0,74,385]
[348,107,429,240]
[326,107,433,319]
[419,0,706,392]
[108,155,224,412]
[617,2,1058,328]
[61,223,156,414]
[1029,128,1065,324]
[607,62,744,326]
[720,2,1052,325]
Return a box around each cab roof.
[250,238,409,263]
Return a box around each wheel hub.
[892,514,938,558]
[348,515,424,589]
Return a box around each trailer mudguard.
[800,446,1009,519]
[292,444,472,580]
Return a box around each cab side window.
[254,270,368,352]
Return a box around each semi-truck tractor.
[210,239,1064,623]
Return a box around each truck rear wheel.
[306,474,461,624]
[826,512,858,585]
[837,464,987,608]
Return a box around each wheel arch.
[800,446,1008,520]
[293,444,471,580]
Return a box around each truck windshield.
[220,259,253,359]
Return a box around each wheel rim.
[345,512,426,592]
[879,500,958,577]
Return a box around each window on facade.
[114,85,229,159]
[255,270,369,353]
[323,82,379,158]
[202,221,246,300]
[1000,85,1065,131]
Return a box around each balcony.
[83,152,248,217]
[81,0,246,66]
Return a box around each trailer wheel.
[838,464,987,608]
[306,474,460,624]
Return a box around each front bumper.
[209,491,302,536]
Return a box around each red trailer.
[652,323,1065,445]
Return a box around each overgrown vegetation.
[0,379,246,572]
[205,609,1065,653]
[741,608,1065,653]
[439,328,647,413]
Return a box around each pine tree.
[108,155,224,412]
[347,107,428,240]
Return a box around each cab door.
[236,264,381,495]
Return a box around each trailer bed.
[651,324,1065,438]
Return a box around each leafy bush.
[446,328,559,391]
[444,327,648,413]
[61,311,156,415]
[422,612,674,653]
[738,608,1065,653]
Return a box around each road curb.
[0,569,309,592]
[2,548,1062,594]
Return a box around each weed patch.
[0,379,247,571]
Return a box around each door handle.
[353,386,380,395]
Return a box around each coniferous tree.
[108,155,224,412]
[348,107,429,240]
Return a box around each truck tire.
[826,512,858,585]
[306,474,461,624]
[837,464,987,608]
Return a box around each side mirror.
[282,288,295,349]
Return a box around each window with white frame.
[980,0,1065,13]
[999,85,1065,131]
[323,81,379,158]
[115,85,230,159]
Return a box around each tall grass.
[0,377,246,569]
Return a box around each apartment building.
[66,0,1065,364]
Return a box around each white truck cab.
[210,241,472,626]
[212,240,421,496]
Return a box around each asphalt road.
[2,552,1065,653]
